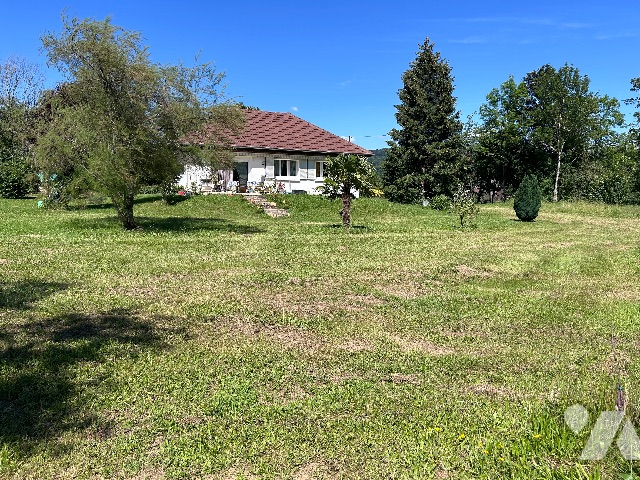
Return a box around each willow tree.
[38,15,242,229]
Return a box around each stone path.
[245,194,289,217]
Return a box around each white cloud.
[444,16,592,30]
[560,22,592,29]
[595,32,639,40]
[291,106,299,112]
[444,17,593,45]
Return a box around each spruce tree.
[514,174,542,221]
[383,38,464,203]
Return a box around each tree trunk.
[553,150,562,202]
[115,191,138,230]
[341,191,351,228]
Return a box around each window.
[315,160,326,178]
[274,159,298,177]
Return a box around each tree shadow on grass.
[136,216,265,234]
[69,194,165,211]
[326,224,370,231]
[0,279,69,310]
[65,216,265,234]
[0,308,184,447]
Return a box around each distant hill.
[368,148,388,175]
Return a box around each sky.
[1,1,639,151]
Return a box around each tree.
[628,77,640,152]
[236,102,260,111]
[514,174,542,221]
[38,16,242,228]
[628,77,640,126]
[626,77,640,200]
[476,65,623,202]
[319,153,380,227]
[383,38,464,203]
[474,77,546,195]
[451,185,479,228]
[367,148,388,176]
[0,56,43,198]
[524,64,623,202]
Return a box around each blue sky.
[2,1,639,150]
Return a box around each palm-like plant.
[318,153,380,227]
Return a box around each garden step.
[245,194,289,218]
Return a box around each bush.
[514,174,542,221]
[0,158,35,198]
[429,194,451,211]
[561,162,639,205]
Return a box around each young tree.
[38,16,242,229]
[319,154,380,228]
[451,184,479,228]
[383,38,464,203]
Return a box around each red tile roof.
[193,110,372,156]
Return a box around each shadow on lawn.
[0,305,182,445]
[137,216,265,234]
[65,216,265,234]
[0,279,68,310]
[326,224,370,231]
[70,194,165,210]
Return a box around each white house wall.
[247,157,266,184]
[178,165,212,189]
[178,152,333,195]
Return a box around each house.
[178,110,372,194]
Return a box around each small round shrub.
[429,194,451,211]
[514,174,542,221]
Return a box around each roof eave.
[233,145,373,156]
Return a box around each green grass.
[2,194,640,479]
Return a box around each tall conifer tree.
[383,38,464,203]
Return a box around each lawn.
[1,194,640,479]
